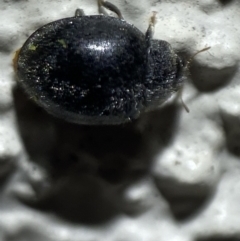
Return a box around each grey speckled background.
[0,0,240,240]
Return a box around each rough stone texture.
[0,0,240,240]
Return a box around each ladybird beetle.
[15,0,185,125]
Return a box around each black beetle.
[15,0,185,125]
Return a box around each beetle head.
[144,40,185,109]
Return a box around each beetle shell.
[16,15,183,125]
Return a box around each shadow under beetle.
[15,0,185,125]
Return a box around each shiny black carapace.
[15,0,184,125]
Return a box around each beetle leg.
[145,11,157,43]
[99,5,109,16]
[176,87,190,113]
[75,8,85,17]
[13,48,21,73]
[98,0,124,19]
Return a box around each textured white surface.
[1,0,240,240]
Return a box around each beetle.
[14,0,185,125]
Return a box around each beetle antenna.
[187,46,211,68]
